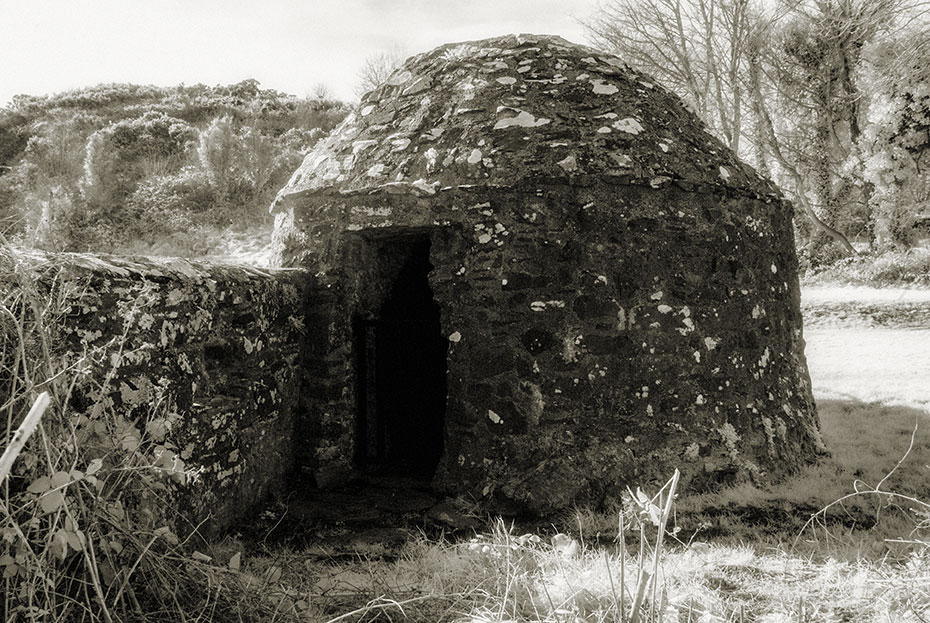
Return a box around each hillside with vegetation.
[0,80,348,259]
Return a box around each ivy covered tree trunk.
[806,113,842,263]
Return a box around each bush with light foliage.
[848,36,930,249]
[0,81,348,255]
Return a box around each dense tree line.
[585,0,930,266]
[0,80,348,254]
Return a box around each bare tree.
[354,46,408,99]
[583,0,888,257]
[756,0,926,256]
[746,20,858,254]
[584,0,754,154]
[310,82,334,101]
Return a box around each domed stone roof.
[273,34,778,208]
[269,35,820,513]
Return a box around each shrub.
[124,169,217,236]
[82,112,196,209]
[803,246,930,287]
[0,169,26,236]
[196,118,300,225]
[2,81,350,256]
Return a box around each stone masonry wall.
[269,34,823,513]
[274,178,824,513]
[4,250,311,533]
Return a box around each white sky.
[0,0,601,106]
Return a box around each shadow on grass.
[673,398,930,557]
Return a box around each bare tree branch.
[354,46,408,99]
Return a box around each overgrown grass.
[673,400,930,555]
[215,397,930,623]
[803,246,930,288]
[229,482,930,622]
[215,477,686,623]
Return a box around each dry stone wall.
[5,250,312,533]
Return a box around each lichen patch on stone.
[591,79,619,95]
[493,110,552,130]
[557,154,578,172]
[612,118,644,134]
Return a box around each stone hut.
[271,34,823,513]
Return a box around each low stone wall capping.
[3,251,314,532]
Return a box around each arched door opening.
[353,234,447,481]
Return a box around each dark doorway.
[354,236,447,480]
